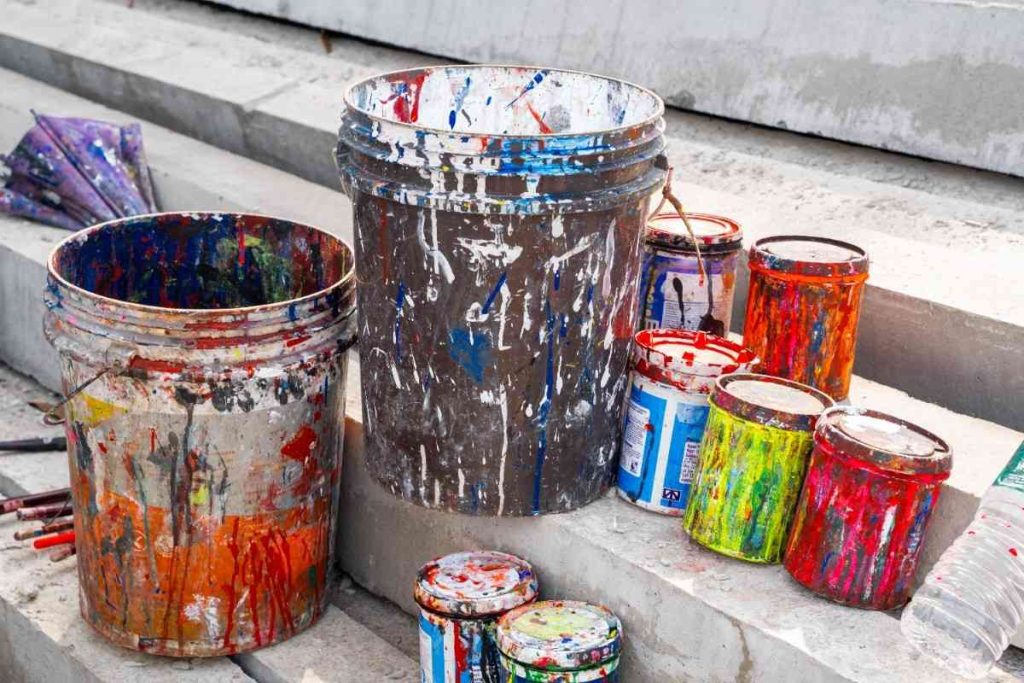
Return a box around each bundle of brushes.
[2,487,76,562]
[0,111,157,230]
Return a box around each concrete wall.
[209,0,1024,177]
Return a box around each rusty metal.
[337,65,666,515]
[44,212,356,656]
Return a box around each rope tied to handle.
[649,166,707,286]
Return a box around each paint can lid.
[495,600,622,670]
[749,235,869,279]
[632,329,758,382]
[645,212,743,252]
[414,550,538,618]
[816,406,953,478]
[711,373,834,432]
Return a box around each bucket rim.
[46,210,356,317]
[343,63,666,140]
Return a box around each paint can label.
[639,250,736,333]
[419,611,495,683]
[617,374,710,514]
[995,441,1024,494]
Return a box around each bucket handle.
[43,344,135,426]
[43,363,125,426]
[649,166,708,285]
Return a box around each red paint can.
[784,406,952,610]
[743,236,868,401]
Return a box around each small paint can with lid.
[638,212,743,336]
[683,373,834,563]
[743,235,869,402]
[415,550,538,683]
[495,600,622,682]
[784,407,952,610]
[617,329,757,515]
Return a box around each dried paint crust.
[45,213,356,656]
[743,238,868,402]
[784,409,951,610]
[683,403,815,563]
[338,66,667,515]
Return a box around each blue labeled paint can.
[415,550,538,682]
[638,212,743,336]
[617,329,757,515]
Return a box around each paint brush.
[0,487,71,514]
[33,530,75,550]
[16,500,73,521]
[0,436,67,453]
[13,519,74,541]
[49,544,76,563]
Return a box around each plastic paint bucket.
[743,235,869,402]
[495,600,621,682]
[638,212,743,335]
[44,212,356,656]
[617,329,757,515]
[683,373,833,563]
[784,407,952,610]
[337,65,667,515]
[415,550,538,682]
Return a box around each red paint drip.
[527,103,553,134]
[238,228,246,267]
[1011,548,1019,557]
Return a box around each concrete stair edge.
[0,0,1021,428]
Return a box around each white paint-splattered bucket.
[43,212,356,656]
[337,65,666,515]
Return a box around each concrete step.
[0,363,420,682]
[1,0,1022,429]
[2,67,1024,680]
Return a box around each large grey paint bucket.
[337,65,666,515]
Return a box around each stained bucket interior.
[52,213,351,309]
[346,65,663,135]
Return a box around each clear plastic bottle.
[901,441,1024,679]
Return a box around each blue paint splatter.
[287,302,298,322]
[553,267,561,291]
[449,76,472,130]
[532,300,557,513]
[507,70,549,108]
[393,280,406,362]
[448,328,491,384]
[481,272,507,314]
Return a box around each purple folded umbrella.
[0,112,157,230]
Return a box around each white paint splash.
[455,237,523,269]
[551,215,564,238]
[184,596,223,640]
[419,444,427,502]
[497,385,509,516]
[416,210,455,284]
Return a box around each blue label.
[418,612,497,683]
[617,378,711,512]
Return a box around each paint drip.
[784,407,952,610]
[495,600,621,682]
[683,373,833,563]
[336,65,667,515]
[43,212,356,656]
[617,329,757,515]
[743,236,869,402]
[638,212,742,335]
[414,550,538,682]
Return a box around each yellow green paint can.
[683,373,833,563]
